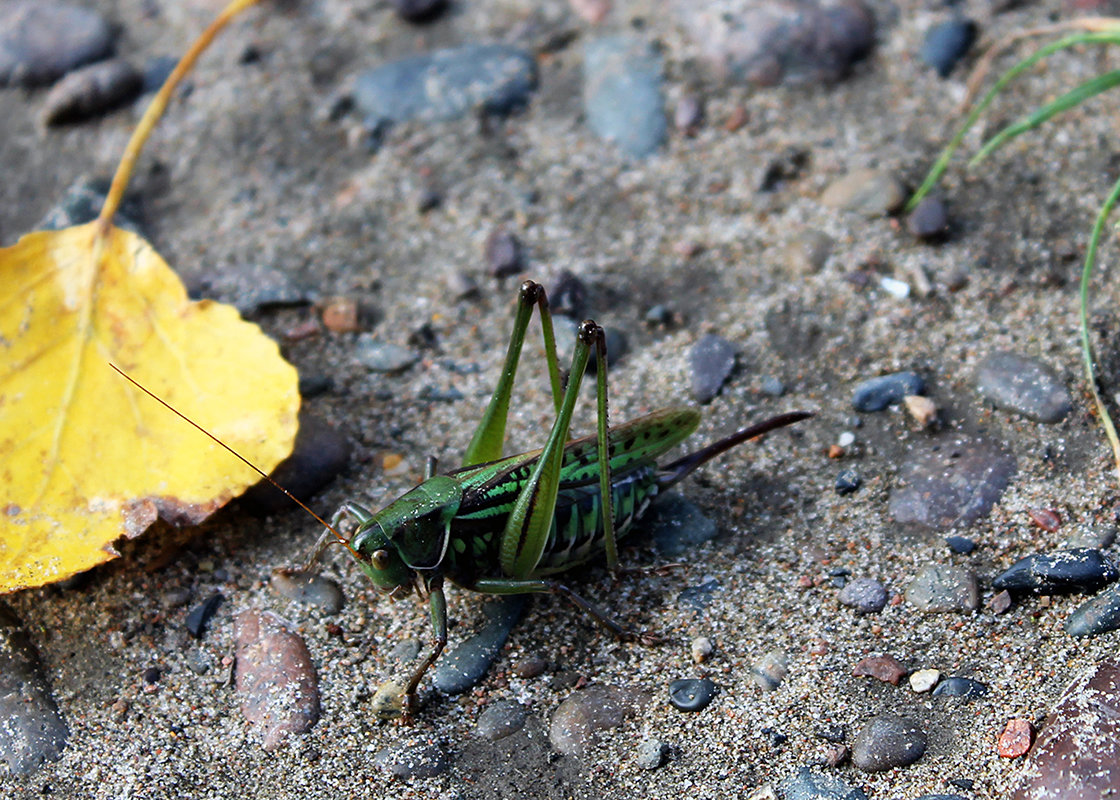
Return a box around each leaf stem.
[97,0,263,233]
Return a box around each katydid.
[114,280,810,720]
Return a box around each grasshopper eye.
[371,549,392,571]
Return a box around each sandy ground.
[5,0,1120,797]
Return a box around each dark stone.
[945,536,976,554]
[851,714,927,772]
[890,435,1015,530]
[920,18,977,78]
[0,603,69,775]
[474,700,530,741]
[648,492,719,557]
[974,351,1072,423]
[1066,582,1120,637]
[432,595,526,693]
[39,177,144,234]
[389,0,448,23]
[835,469,862,495]
[485,228,524,278]
[185,593,223,638]
[373,741,449,778]
[41,58,142,125]
[780,766,869,800]
[353,43,536,127]
[240,412,351,515]
[851,371,924,412]
[907,195,949,240]
[582,35,666,158]
[668,678,717,711]
[548,271,588,319]
[992,548,1118,596]
[932,676,989,700]
[0,1,114,87]
[676,579,722,612]
[689,334,736,403]
[838,577,887,613]
[270,570,344,614]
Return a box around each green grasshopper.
[303,280,811,718]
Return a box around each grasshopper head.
[349,476,462,597]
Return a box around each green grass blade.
[971,68,1120,165]
[907,32,1120,211]
[1080,173,1120,483]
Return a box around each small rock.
[890,435,1015,529]
[353,44,536,127]
[0,603,69,775]
[780,767,869,800]
[320,297,361,333]
[907,195,949,240]
[909,668,940,693]
[636,738,669,770]
[974,352,1072,423]
[674,93,703,134]
[39,176,144,234]
[835,469,862,496]
[185,593,223,638]
[390,637,423,664]
[484,228,524,278]
[1010,659,1120,797]
[1028,508,1062,532]
[141,55,176,93]
[240,412,351,515]
[932,676,988,700]
[0,1,114,87]
[945,536,976,555]
[41,58,142,125]
[879,276,910,299]
[432,596,526,694]
[760,376,785,397]
[904,395,938,428]
[373,741,449,778]
[549,684,648,757]
[821,169,906,217]
[389,0,447,23]
[906,565,979,613]
[989,589,1013,614]
[851,371,924,412]
[691,636,714,664]
[992,548,1119,596]
[852,654,906,685]
[474,700,530,741]
[648,493,719,557]
[512,655,547,678]
[784,230,834,275]
[689,333,736,403]
[668,678,717,711]
[838,577,887,613]
[1066,582,1120,637]
[921,18,977,78]
[751,649,789,691]
[233,609,320,751]
[851,715,927,772]
[548,271,589,319]
[998,718,1032,758]
[353,336,419,373]
[677,579,722,612]
[582,34,666,158]
[270,570,344,614]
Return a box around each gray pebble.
[677,579,722,612]
[821,169,906,217]
[907,195,949,240]
[851,371,924,412]
[835,469,861,496]
[474,700,530,741]
[850,714,927,772]
[905,565,979,613]
[353,336,420,373]
[549,684,648,757]
[1066,582,1120,637]
[192,263,311,314]
[920,18,977,78]
[760,376,786,397]
[390,637,423,664]
[373,741,449,778]
[931,676,989,700]
[0,1,113,87]
[648,493,719,557]
[838,577,887,613]
[780,766,869,800]
[432,595,526,694]
[889,435,1015,529]
[945,536,976,555]
[674,0,875,86]
[974,352,1072,423]
[185,593,223,638]
[484,228,524,278]
[993,548,1118,596]
[270,570,344,614]
[582,35,666,158]
[39,177,143,234]
[689,333,737,403]
[751,649,789,691]
[784,230,834,275]
[0,603,68,775]
[41,58,142,125]
[353,43,536,127]
[636,738,669,769]
[668,678,717,711]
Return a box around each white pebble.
[691,636,714,664]
[909,668,940,692]
[837,431,856,448]
[880,276,910,299]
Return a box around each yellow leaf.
[0,222,299,592]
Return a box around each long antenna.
[108,362,361,559]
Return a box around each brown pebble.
[724,106,749,132]
[485,228,524,278]
[321,297,361,333]
[512,656,547,679]
[904,395,938,428]
[1028,508,1062,532]
[41,58,141,125]
[989,589,1013,614]
[828,444,845,459]
[821,744,849,767]
[852,654,906,685]
[998,718,1033,758]
[234,609,321,751]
